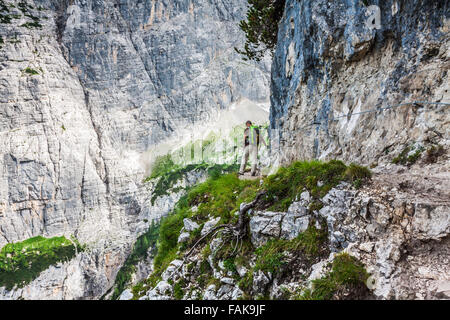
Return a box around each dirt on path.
[368,157,450,206]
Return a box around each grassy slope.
[110,159,241,299]
[0,236,83,290]
[146,157,240,205]
[131,160,372,300]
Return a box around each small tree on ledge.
[235,0,286,61]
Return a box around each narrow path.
[368,159,450,206]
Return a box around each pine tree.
[235,0,286,61]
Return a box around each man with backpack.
[239,120,267,176]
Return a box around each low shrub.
[23,67,39,75]
[344,163,372,188]
[392,145,424,166]
[298,253,370,300]
[254,224,328,274]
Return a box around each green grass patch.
[0,236,83,290]
[187,172,261,224]
[23,67,39,75]
[173,278,186,300]
[254,224,328,274]
[223,257,237,273]
[146,154,239,205]
[344,163,372,189]
[153,208,187,269]
[237,270,254,294]
[147,154,177,181]
[392,145,424,166]
[308,200,324,212]
[264,160,353,211]
[297,253,369,300]
[255,245,286,274]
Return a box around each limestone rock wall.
[270,0,449,166]
[0,0,269,299]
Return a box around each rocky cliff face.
[127,0,449,301]
[270,0,449,166]
[0,0,269,299]
[256,0,449,300]
[132,162,449,301]
[1,0,448,301]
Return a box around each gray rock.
[236,265,248,278]
[282,202,310,240]
[252,270,272,295]
[249,211,283,246]
[145,280,173,300]
[300,191,311,204]
[411,205,450,240]
[307,253,336,289]
[220,277,235,286]
[231,287,244,300]
[216,285,233,299]
[178,232,191,243]
[0,0,269,300]
[270,0,449,167]
[201,217,221,236]
[431,280,450,299]
[203,285,217,300]
[250,202,310,246]
[161,260,184,281]
[119,289,134,300]
[210,238,223,254]
[359,242,375,253]
[183,218,200,232]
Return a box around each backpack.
[248,126,260,146]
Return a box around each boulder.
[201,217,221,236]
[203,285,218,300]
[146,280,173,300]
[250,202,310,246]
[178,232,190,243]
[118,289,133,300]
[183,218,200,232]
[252,270,272,294]
[249,212,284,246]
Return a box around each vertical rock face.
[0,0,269,299]
[49,0,270,151]
[270,0,449,166]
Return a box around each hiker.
[239,121,267,176]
